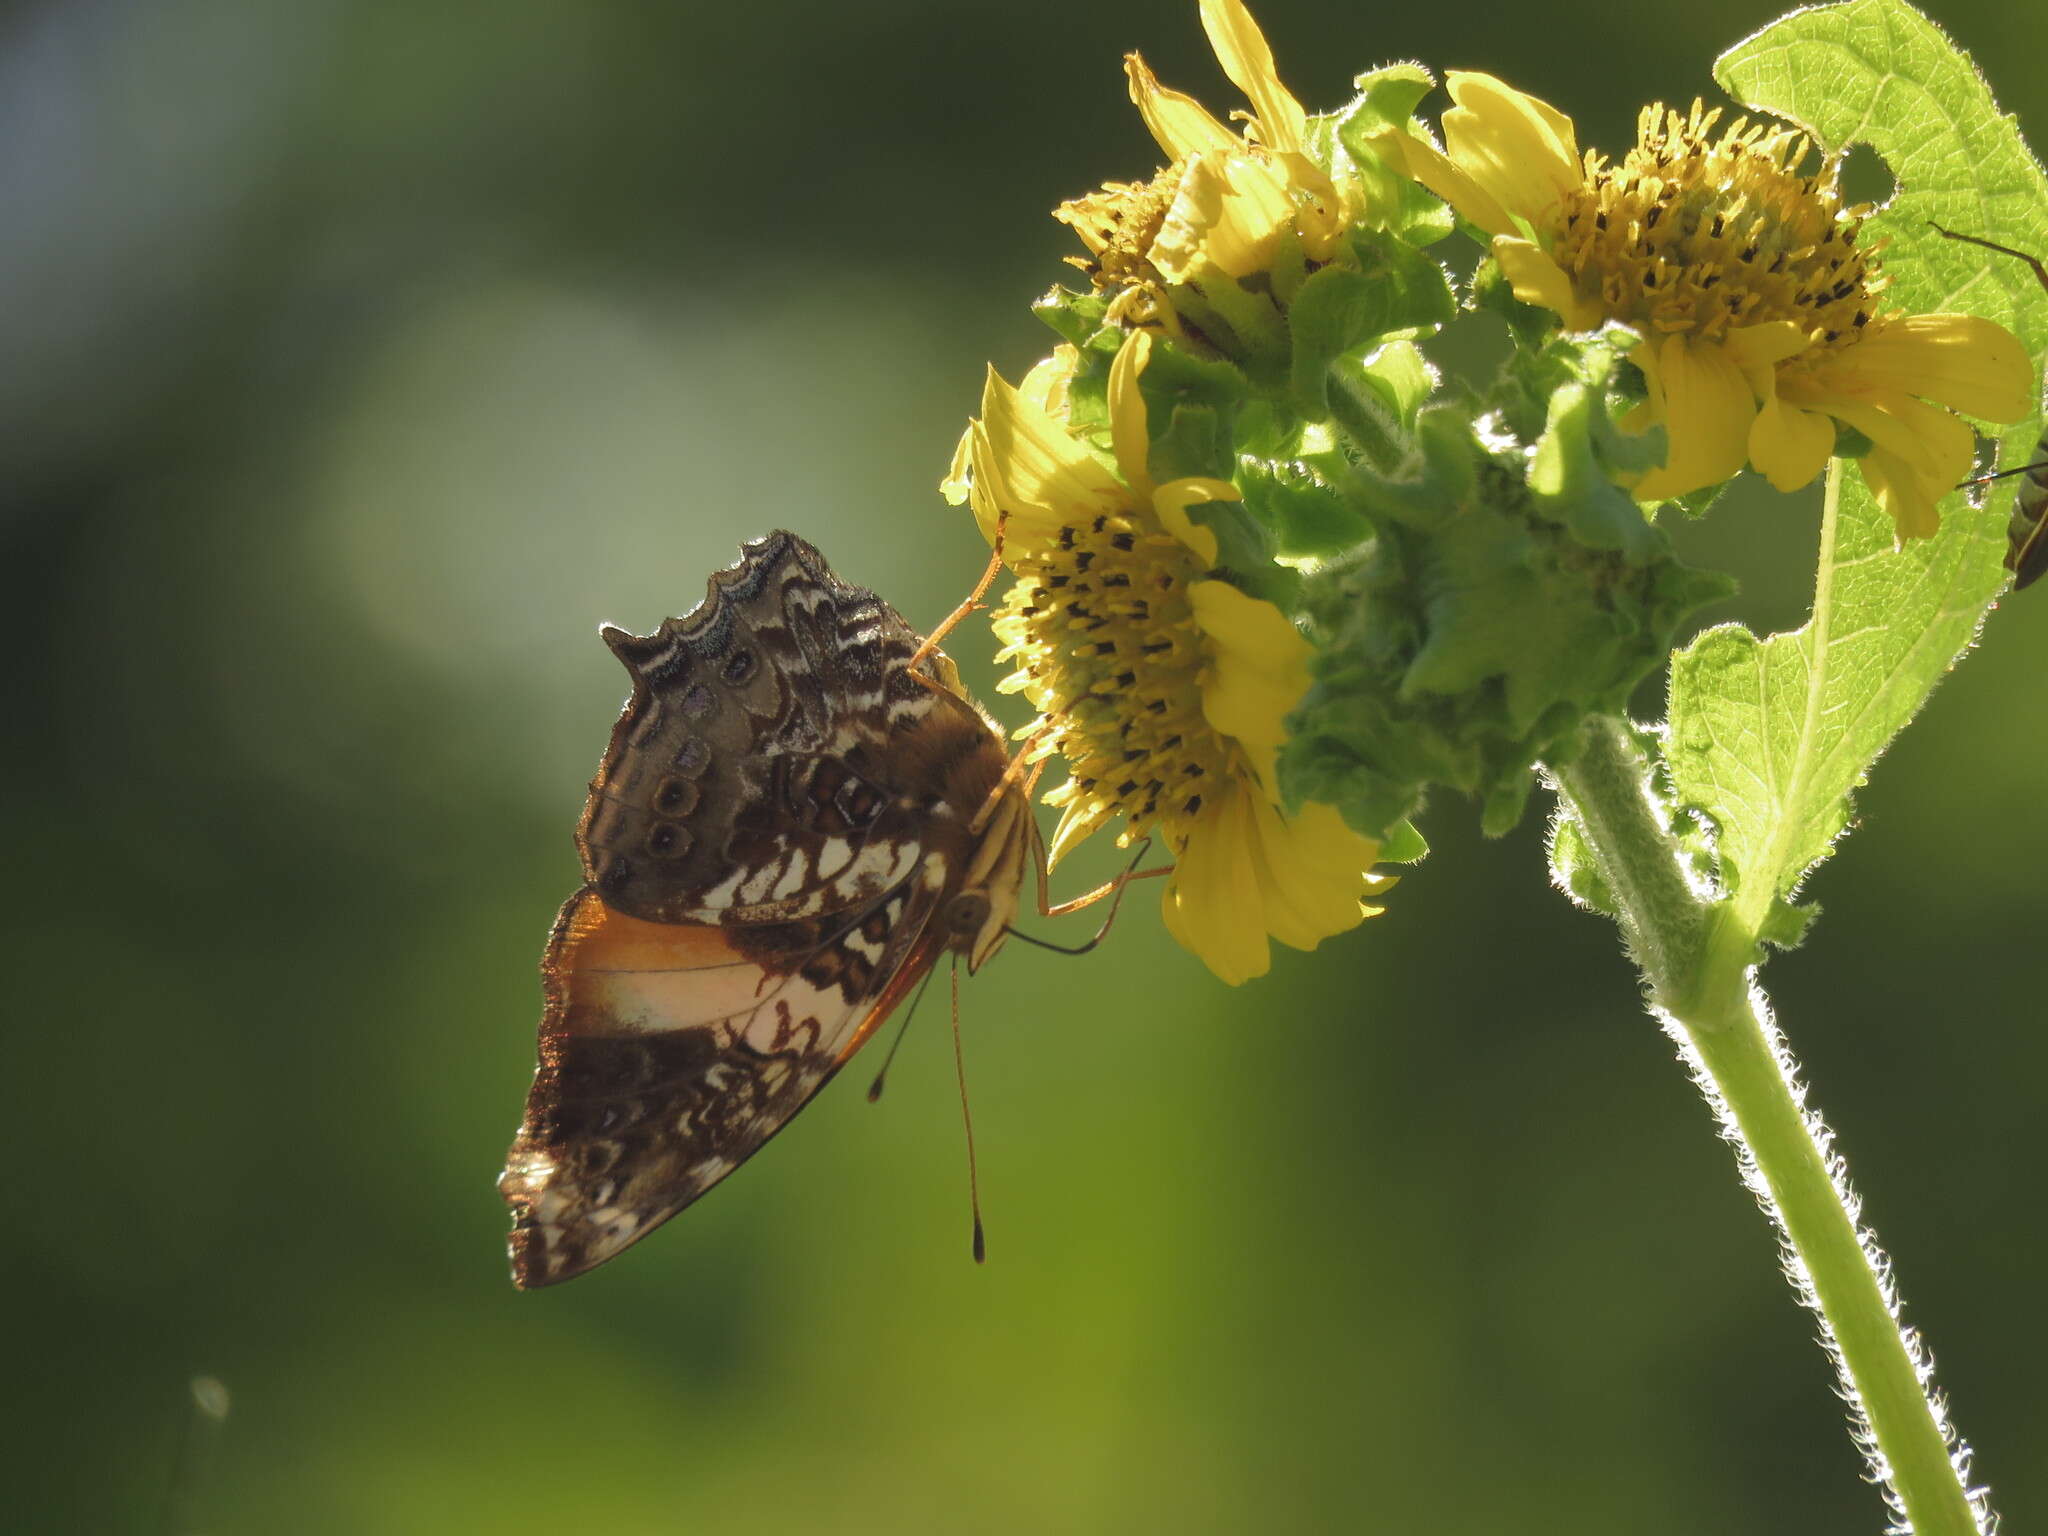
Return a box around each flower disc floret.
[1383,76,2032,537]
[992,513,1223,853]
[1054,0,1354,341]
[942,328,1391,983]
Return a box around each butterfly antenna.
[1006,839,1162,956]
[1958,460,2048,489]
[867,964,942,1103]
[1929,221,2048,292]
[1929,222,2048,489]
[949,955,987,1264]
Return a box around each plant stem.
[1549,716,1986,1536]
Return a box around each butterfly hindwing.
[502,876,947,1287]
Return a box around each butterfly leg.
[1002,832,1171,956]
[907,515,1011,673]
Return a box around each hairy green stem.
[1549,717,1986,1536]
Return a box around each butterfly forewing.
[500,531,1027,1288]
[581,533,947,925]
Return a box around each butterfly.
[498,531,1036,1288]
[1931,223,2048,587]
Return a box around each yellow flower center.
[1550,103,1884,347]
[992,511,1231,846]
[1058,169,1178,296]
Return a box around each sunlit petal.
[1188,578,1309,788]
[1125,51,1240,161]
[1440,72,1582,229]
[1631,334,1756,500]
[1161,791,1273,984]
[1198,0,1307,152]
[1495,239,1600,329]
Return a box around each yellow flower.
[941,329,1392,983]
[1382,81,2033,539]
[1054,0,1354,335]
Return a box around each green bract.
[1281,335,1731,841]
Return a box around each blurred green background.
[8,0,2045,1531]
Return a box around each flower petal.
[1187,578,1310,789]
[1440,72,1582,233]
[1494,237,1601,330]
[1161,791,1273,984]
[1125,51,1239,162]
[940,422,975,508]
[1856,449,1937,541]
[1161,787,1384,983]
[1820,390,1976,541]
[1147,156,1225,281]
[1826,313,2034,423]
[1721,318,1810,382]
[1630,333,1757,500]
[975,363,1125,548]
[1217,152,1311,268]
[1373,124,1516,237]
[1821,390,1973,489]
[1721,321,1833,492]
[960,421,1054,554]
[1152,478,1231,566]
[1019,345,1080,420]
[1748,395,1837,492]
[1198,0,1306,153]
[1242,796,1383,951]
[1108,329,1157,500]
[1047,797,1115,868]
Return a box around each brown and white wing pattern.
[580,530,957,926]
[499,531,1030,1288]
[501,877,945,1288]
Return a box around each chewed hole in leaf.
[1837,142,1898,210]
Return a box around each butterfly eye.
[944,891,991,936]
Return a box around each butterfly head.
[941,777,1032,972]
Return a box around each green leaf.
[1287,240,1455,420]
[1283,405,1728,842]
[1327,64,1457,244]
[1378,817,1429,864]
[1548,814,1619,918]
[1032,285,1114,350]
[1356,340,1435,429]
[1666,0,2048,935]
[1522,333,1678,564]
[1758,896,1820,951]
[1237,457,1370,562]
[1323,341,1438,475]
[1149,402,1228,485]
